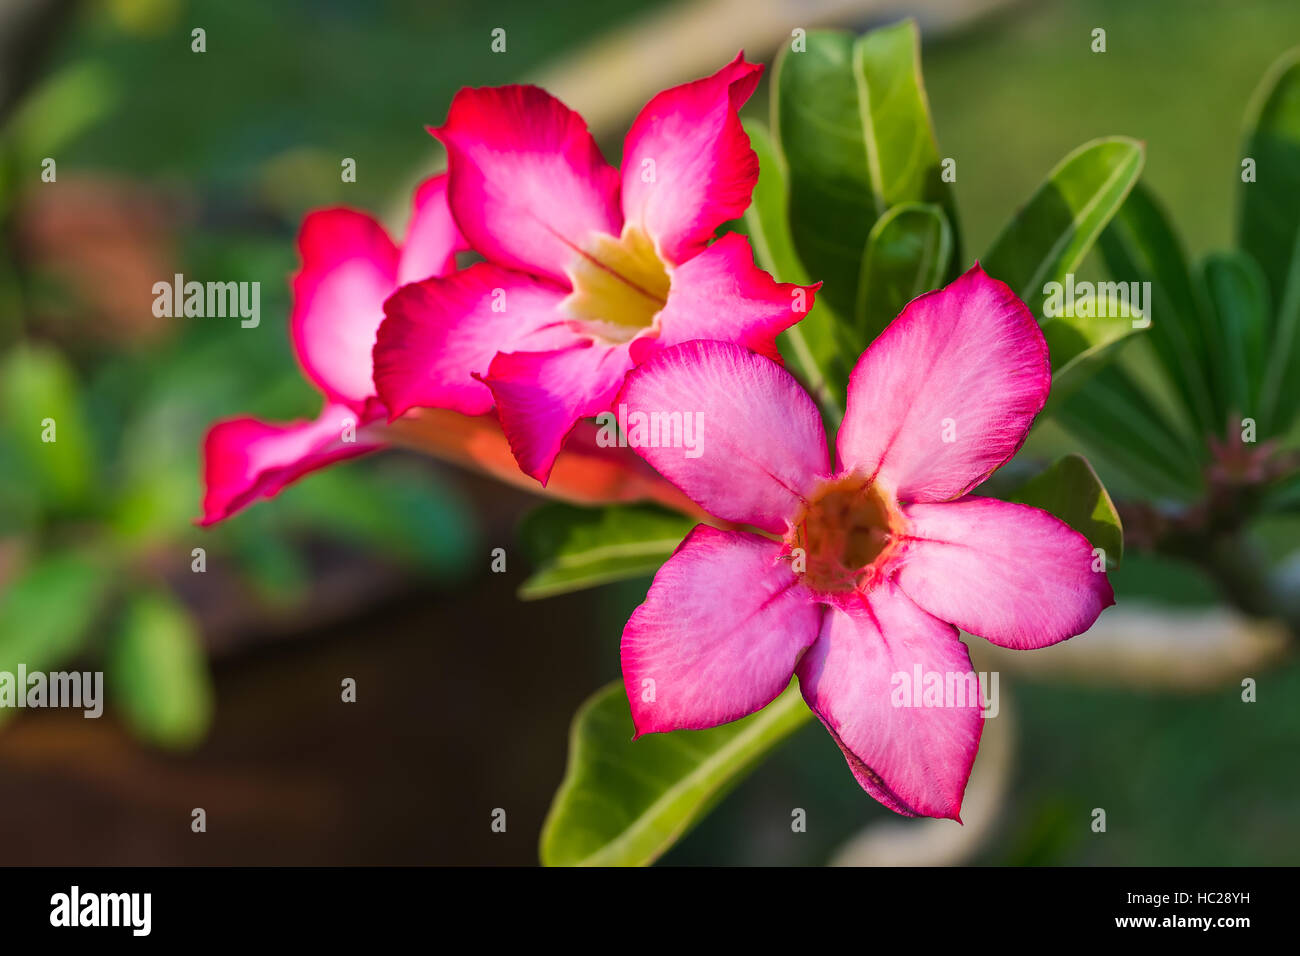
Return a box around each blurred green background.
[0,0,1296,864]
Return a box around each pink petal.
[482,340,635,484]
[396,173,468,285]
[374,262,577,419]
[290,209,401,409]
[434,84,621,283]
[620,53,762,264]
[797,582,983,820]
[632,232,817,365]
[895,496,1114,649]
[623,525,822,735]
[617,340,828,533]
[837,264,1050,502]
[200,402,381,525]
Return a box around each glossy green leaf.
[773,21,953,323]
[1098,182,1217,435]
[108,590,214,749]
[856,202,951,344]
[1240,47,1300,431]
[518,503,697,600]
[773,29,864,321]
[1201,250,1271,423]
[854,20,959,261]
[1009,454,1123,568]
[741,120,808,285]
[541,681,810,866]
[1040,288,1145,413]
[984,137,1145,323]
[743,119,844,420]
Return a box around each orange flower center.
[786,475,906,593]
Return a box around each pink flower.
[616,265,1115,820]
[373,54,817,485]
[199,175,467,525]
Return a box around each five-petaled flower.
[373,53,818,484]
[200,175,466,525]
[616,265,1114,820]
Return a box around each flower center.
[786,475,906,594]
[562,224,670,344]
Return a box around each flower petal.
[620,53,762,264]
[291,209,400,409]
[633,232,816,364]
[396,173,468,285]
[435,84,621,283]
[200,403,380,525]
[386,409,706,516]
[895,496,1115,649]
[374,262,576,419]
[837,264,1050,502]
[623,525,822,735]
[617,340,828,533]
[797,582,983,820]
[482,340,635,484]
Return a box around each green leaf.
[1240,47,1300,432]
[1201,250,1271,423]
[856,202,951,344]
[0,554,110,676]
[743,119,844,420]
[773,29,864,321]
[984,137,1145,322]
[854,20,959,259]
[108,590,214,749]
[1009,454,1123,568]
[0,61,119,222]
[540,681,810,866]
[518,503,697,600]
[1040,289,1145,413]
[741,120,808,285]
[5,61,118,161]
[773,21,953,323]
[1053,364,1204,501]
[0,344,96,511]
[1098,182,1217,436]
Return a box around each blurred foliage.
[0,0,1295,865]
[109,589,212,748]
[0,0,521,748]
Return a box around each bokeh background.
[1,0,1297,865]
